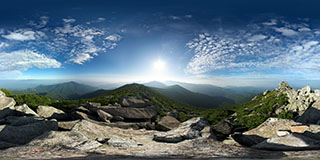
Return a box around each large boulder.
[119,96,151,108]
[232,118,299,146]
[37,106,68,120]
[153,117,209,143]
[13,104,38,117]
[0,97,16,110]
[296,100,320,124]
[252,133,320,150]
[155,116,180,131]
[100,106,157,121]
[0,120,58,145]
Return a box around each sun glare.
[153,60,165,72]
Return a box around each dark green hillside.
[153,85,234,108]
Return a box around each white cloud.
[63,18,76,23]
[169,16,181,20]
[105,34,121,41]
[2,30,44,41]
[98,17,105,21]
[0,42,9,48]
[29,16,49,28]
[248,34,267,41]
[298,27,311,32]
[262,19,277,26]
[0,50,61,71]
[185,15,192,18]
[68,53,93,64]
[186,21,320,75]
[274,27,298,36]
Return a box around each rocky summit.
[3,82,320,159]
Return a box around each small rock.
[112,115,125,121]
[263,90,269,96]
[0,97,16,110]
[96,137,110,144]
[0,90,6,97]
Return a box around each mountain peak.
[277,81,291,91]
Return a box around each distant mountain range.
[145,81,265,104]
[13,81,97,100]
[11,80,265,108]
[152,85,234,108]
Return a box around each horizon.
[1,0,320,88]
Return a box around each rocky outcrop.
[105,121,155,130]
[119,96,151,108]
[296,100,320,124]
[155,116,180,131]
[275,82,320,116]
[37,106,68,120]
[153,117,209,143]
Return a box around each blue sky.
[1,0,320,87]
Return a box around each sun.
[153,60,165,72]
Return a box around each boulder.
[13,104,38,117]
[232,118,299,146]
[37,106,68,120]
[112,115,125,121]
[58,120,80,130]
[296,100,320,124]
[119,96,151,108]
[153,117,209,143]
[0,97,16,110]
[0,120,58,145]
[277,130,290,137]
[252,133,320,150]
[97,109,113,122]
[86,102,101,112]
[73,106,91,114]
[0,141,16,149]
[201,126,217,139]
[155,116,180,131]
[212,119,234,140]
[100,106,157,121]
[107,137,139,148]
[0,90,5,97]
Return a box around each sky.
[1,0,320,88]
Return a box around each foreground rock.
[155,116,180,131]
[253,133,320,150]
[232,118,299,146]
[37,106,68,120]
[153,117,209,143]
[0,119,58,145]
